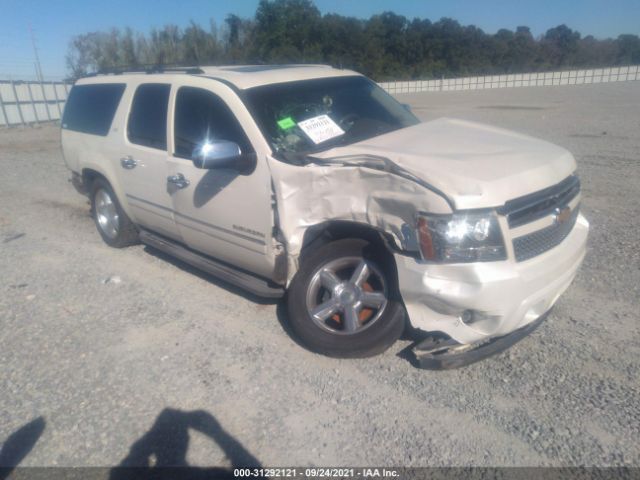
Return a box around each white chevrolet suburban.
[61,65,588,368]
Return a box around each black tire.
[90,178,138,248]
[287,238,405,358]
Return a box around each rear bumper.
[394,213,588,350]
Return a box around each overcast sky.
[1,0,639,79]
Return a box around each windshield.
[243,76,420,156]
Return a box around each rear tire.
[90,178,138,248]
[287,238,405,358]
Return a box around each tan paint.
[62,65,589,347]
[313,117,578,210]
[266,157,453,281]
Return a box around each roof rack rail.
[86,65,204,77]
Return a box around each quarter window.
[62,83,125,136]
[174,87,253,159]
[128,83,171,150]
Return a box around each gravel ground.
[0,82,639,470]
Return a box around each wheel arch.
[295,220,402,287]
[81,167,135,220]
[82,167,108,189]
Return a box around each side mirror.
[192,140,242,169]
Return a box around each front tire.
[287,238,405,358]
[90,178,138,248]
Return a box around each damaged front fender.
[266,156,452,283]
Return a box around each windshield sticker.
[277,116,296,130]
[297,114,344,144]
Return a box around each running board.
[139,230,285,299]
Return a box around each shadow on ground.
[142,245,278,306]
[0,417,46,480]
[145,244,420,367]
[109,408,262,480]
[144,244,322,354]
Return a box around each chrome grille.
[499,175,581,262]
[513,206,579,262]
[500,175,580,228]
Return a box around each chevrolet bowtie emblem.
[554,206,572,225]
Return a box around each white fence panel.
[0,80,72,127]
[2,66,640,126]
[378,64,640,95]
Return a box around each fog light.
[460,310,503,334]
[460,310,474,324]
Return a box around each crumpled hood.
[317,117,576,210]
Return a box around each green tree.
[64,0,640,81]
[542,24,581,67]
[616,34,640,64]
[253,0,322,62]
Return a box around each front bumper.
[412,309,549,369]
[395,213,588,361]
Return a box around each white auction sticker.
[297,114,345,144]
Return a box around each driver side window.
[174,87,254,159]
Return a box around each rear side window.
[174,87,253,159]
[62,83,125,136]
[127,83,171,150]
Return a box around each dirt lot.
[1,82,639,470]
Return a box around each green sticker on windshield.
[277,116,296,130]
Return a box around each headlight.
[416,212,506,262]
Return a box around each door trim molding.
[126,193,266,246]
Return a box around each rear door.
[166,80,277,279]
[116,82,180,240]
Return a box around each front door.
[166,81,276,279]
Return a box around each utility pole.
[29,23,44,82]
[29,23,51,121]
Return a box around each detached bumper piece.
[412,311,549,369]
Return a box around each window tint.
[174,87,253,159]
[62,83,125,136]
[128,83,171,150]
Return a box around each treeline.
[66,0,640,81]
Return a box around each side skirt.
[139,229,285,299]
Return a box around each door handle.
[120,156,137,169]
[167,173,190,189]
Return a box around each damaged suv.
[61,65,588,368]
